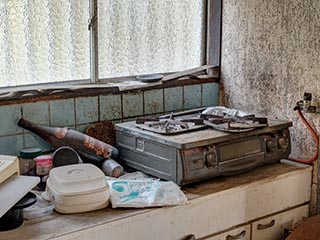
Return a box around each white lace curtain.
[98,0,206,79]
[0,0,90,87]
[0,0,205,87]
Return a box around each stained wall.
[221,0,320,159]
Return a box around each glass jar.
[19,148,42,176]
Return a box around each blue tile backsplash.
[0,135,24,156]
[202,83,220,107]
[100,94,122,120]
[164,87,183,112]
[122,92,143,118]
[75,96,99,125]
[50,98,75,127]
[144,89,164,115]
[184,84,202,110]
[23,133,51,152]
[0,83,218,156]
[0,104,22,135]
[22,101,50,125]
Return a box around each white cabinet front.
[203,224,250,240]
[251,204,308,240]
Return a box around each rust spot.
[85,121,116,146]
[84,136,112,158]
[183,147,205,155]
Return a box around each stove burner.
[135,118,205,134]
[135,107,269,134]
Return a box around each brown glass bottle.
[18,118,119,164]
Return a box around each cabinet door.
[203,225,250,240]
[251,204,308,240]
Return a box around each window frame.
[0,0,222,101]
[91,0,222,83]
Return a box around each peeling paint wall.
[221,0,320,160]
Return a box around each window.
[0,1,90,87]
[0,0,219,89]
[98,0,206,79]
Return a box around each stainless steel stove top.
[115,109,292,185]
[116,119,291,149]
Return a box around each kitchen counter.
[0,160,312,240]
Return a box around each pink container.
[34,155,53,176]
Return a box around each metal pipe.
[288,105,319,164]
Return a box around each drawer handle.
[226,230,246,240]
[257,219,275,230]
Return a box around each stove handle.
[219,153,263,173]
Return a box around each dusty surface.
[183,161,310,198]
[0,161,311,240]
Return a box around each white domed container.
[45,164,110,214]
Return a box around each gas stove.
[115,108,292,185]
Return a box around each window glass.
[0,0,90,88]
[98,0,206,79]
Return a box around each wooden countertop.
[0,160,312,240]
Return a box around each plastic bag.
[107,179,188,208]
[118,171,156,180]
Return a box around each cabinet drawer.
[203,225,250,240]
[251,204,309,240]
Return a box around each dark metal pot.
[0,192,37,231]
[52,146,83,167]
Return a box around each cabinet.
[204,225,251,240]
[202,204,308,240]
[1,161,312,240]
[251,204,308,240]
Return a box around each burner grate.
[135,118,205,134]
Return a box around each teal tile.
[75,96,98,124]
[100,94,122,120]
[112,119,122,125]
[0,135,24,156]
[184,84,202,110]
[50,99,75,127]
[22,101,49,125]
[144,89,164,115]
[76,123,91,133]
[23,133,51,152]
[202,83,220,107]
[144,113,162,118]
[122,92,143,118]
[122,117,138,122]
[0,104,22,135]
[164,87,183,112]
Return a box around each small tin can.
[19,148,42,176]
[34,155,53,176]
[34,155,53,191]
[101,159,124,178]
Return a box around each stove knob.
[205,152,217,167]
[278,137,289,150]
[266,139,277,153]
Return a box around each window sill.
[0,75,219,106]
